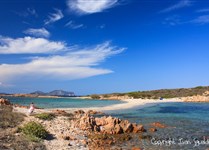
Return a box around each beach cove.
[1,97,208,149]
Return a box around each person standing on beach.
[28,102,35,114]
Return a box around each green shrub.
[91,94,100,99]
[103,94,110,98]
[0,105,25,129]
[35,113,55,120]
[21,122,48,142]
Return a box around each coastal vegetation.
[20,121,48,142]
[90,94,101,99]
[0,105,46,149]
[35,113,56,121]
[95,86,209,99]
[0,105,24,128]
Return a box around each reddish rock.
[149,128,157,132]
[119,120,133,133]
[87,110,98,115]
[150,122,167,128]
[114,124,123,134]
[52,109,68,115]
[132,124,146,133]
[132,147,142,150]
[0,98,11,105]
[74,109,85,115]
[95,116,107,126]
[62,136,70,140]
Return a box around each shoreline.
[14,98,184,114]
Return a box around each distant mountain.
[31,91,46,95]
[48,90,75,97]
[30,90,75,97]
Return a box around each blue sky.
[0,0,209,95]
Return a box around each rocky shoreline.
[0,98,171,150]
[1,96,209,150]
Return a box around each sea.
[5,97,209,150]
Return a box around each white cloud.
[15,8,38,17]
[27,8,38,17]
[23,28,50,38]
[65,21,84,29]
[44,9,64,25]
[160,0,191,13]
[0,36,66,54]
[67,0,118,14]
[192,15,209,24]
[163,15,182,26]
[0,82,14,88]
[0,42,125,82]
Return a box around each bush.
[0,105,25,129]
[35,113,55,120]
[91,94,100,99]
[21,122,48,142]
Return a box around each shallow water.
[5,96,209,149]
[105,102,209,150]
[4,96,125,108]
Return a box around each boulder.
[95,116,107,126]
[132,147,142,150]
[150,122,167,128]
[132,124,146,133]
[0,98,11,105]
[74,109,85,115]
[87,110,99,115]
[149,128,157,132]
[114,124,123,134]
[119,120,133,133]
[52,109,68,115]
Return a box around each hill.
[30,90,75,97]
[90,86,209,99]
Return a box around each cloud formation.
[15,8,38,17]
[160,0,191,13]
[65,21,84,29]
[23,28,50,38]
[0,36,65,54]
[44,9,64,25]
[192,15,209,24]
[67,0,118,14]
[0,42,125,82]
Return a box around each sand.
[14,98,183,115]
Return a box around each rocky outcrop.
[74,110,85,115]
[149,128,157,132]
[13,104,28,109]
[52,109,68,115]
[87,110,103,115]
[72,114,146,134]
[150,122,167,128]
[0,98,11,105]
[182,95,209,102]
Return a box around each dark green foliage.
[101,86,209,99]
[35,113,55,120]
[103,94,110,98]
[91,94,101,99]
[0,105,46,149]
[21,121,48,142]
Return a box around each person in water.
[28,102,35,114]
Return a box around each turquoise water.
[5,96,209,149]
[106,102,209,150]
[5,96,125,108]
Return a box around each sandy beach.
[14,98,183,114]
